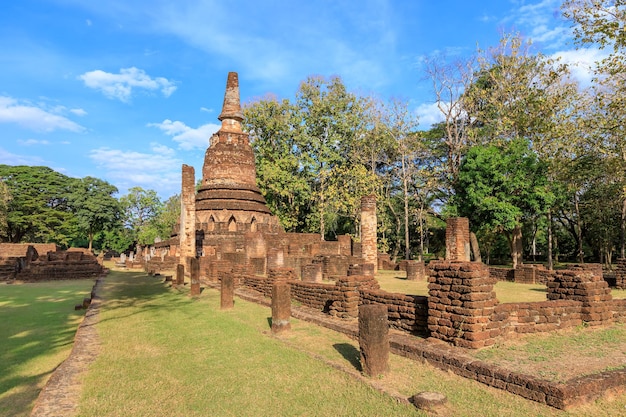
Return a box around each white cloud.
[552,48,608,87]
[148,119,219,150]
[0,96,85,132]
[415,102,445,129]
[17,139,50,146]
[508,0,569,49]
[200,107,213,113]
[79,67,177,102]
[0,147,46,165]
[70,108,87,116]
[89,147,182,196]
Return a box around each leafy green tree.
[244,95,311,231]
[296,75,370,239]
[456,139,551,268]
[0,165,75,244]
[69,177,121,250]
[119,187,163,246]
[0,181,10,239]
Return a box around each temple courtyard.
[3,268,626,416]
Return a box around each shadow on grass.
[529,288,548,293]
[333,343,362,371]
[96,270,191,324]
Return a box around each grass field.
[0,279,95,417]
[4,269,626,416]
[77,271,626,416]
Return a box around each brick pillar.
[221,272,234,310]
[360,195,378,274]
[180,164,196,270]
[406,260,425,281]
[445,217,470,262]
[427,261,498,348]
[301,263,322,282]
[271,282,291,334]
[190,257,200,296]
[338,234,352,256]
[267,248,284,269]
[547,267,612,326]
[616,259,626,289]
[358,304,389,377]
[176,264,184,285]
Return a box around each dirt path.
[29,277,104,417]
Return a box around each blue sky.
[0,0,600,199]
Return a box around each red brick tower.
[194,72,281,233]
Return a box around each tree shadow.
[333,343,361,371]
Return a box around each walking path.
[29,277,104,417]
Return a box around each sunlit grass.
[0,279,94,417]
[78,270,626,416]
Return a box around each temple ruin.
[149,72,378,281]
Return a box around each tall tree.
[0,165,74,244]
[296,75,369,239]
[119,187,163,246]
[69,177,121,250]
[456,139,551,268]
[244,95,311,231]
[563,0,626,257]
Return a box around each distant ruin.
[0,243,105,282]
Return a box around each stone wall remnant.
[445,217,470,262]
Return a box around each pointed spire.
[218,72,244,130]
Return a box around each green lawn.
[0,279,95,417]
[77,271,626,416]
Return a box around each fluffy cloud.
[552,48,608,87]
[79,67,177,102]
[0,96,85,132]
[148,119,220,150]
[89,145,182,196]
[70,108,88,116]
[415,102,445,130]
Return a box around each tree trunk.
[621,196,626,258]
[418,202,424,261]
[470,232,482,263]
[319,173,326,241]
[510,225,523,269]
[88,232,93,251]
[574,193,584,263]
[547,209,553,270]
[402,159,410,260]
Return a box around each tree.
[456,139,551,268]
[0,180,10,239]
[562,1,626,257]
[69,177,121,250]
[0,165,75,244]
[244,95,311,231]
[296,75,370,239]
[119,187,163,246]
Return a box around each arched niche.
[228,215,237,232]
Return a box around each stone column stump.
[406,260,425,281]
[221,272,235,310]
[176,264,184,286]
[358,304,389,377]
[271,282,291,334]
[190,257,200,296]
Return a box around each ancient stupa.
[194,72,282,233]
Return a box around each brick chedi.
[195,72,281,233]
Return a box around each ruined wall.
[361,289,428,335]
